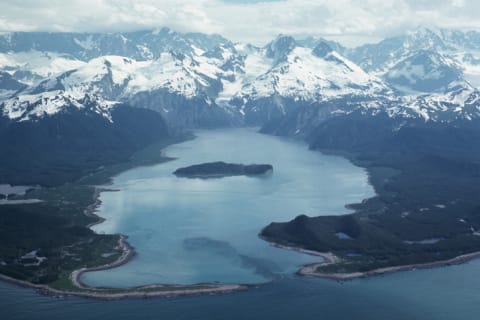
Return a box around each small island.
[173,161,273,178]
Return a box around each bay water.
[83,128,373,286]
[4,128,479,319]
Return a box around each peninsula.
[173,161,273,178]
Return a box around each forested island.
[173,162,273,178]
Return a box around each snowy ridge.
[384,50,464,94]
[234,47,389,102]
[348,27,448,74]
[0,51,85,85]
[1,91,117,122]
[30,53,225,100]
[399,86,480,121]
[2,28,480,127]
[349,85,480,122]
[347,27,480,92]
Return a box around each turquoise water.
[3,128,480,319]
[82,128,374,287]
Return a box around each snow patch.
[74,36,97,50]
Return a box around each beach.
[0,187,249,300]
[264,239,480,280]
[65,187,249,299]
[0,271,248,300]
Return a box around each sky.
[0,0,479,47]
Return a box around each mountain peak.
[151,27,174,36]
[407,26,438,37]
[1,91,117,122]
[404,26,445,50]
[312,41,333,58]
[265,35,297,62]
[385,48,463,94]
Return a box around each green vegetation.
[0,134,190,288]
[261,116,480,274]
[0,105,170,186]
[0,185,122,284]
[173,161,273,178]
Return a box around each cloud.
[450,0,465,7]
[1,0,480,46]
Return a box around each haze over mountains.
[6,0,480,308]
[1,26,480,127]
[1,26,480,185]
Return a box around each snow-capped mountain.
[27,53,223,100]
[347,27,448,73]
[296,36,347,56]
[2,27,480,186]
[0,50,86,85]
[0,28,231,61]
[1,91,116,122]
[15,52,237,127]
[346,27,480,91]
[236,36,388,101]
[437,29,480,51]
[1,32,396,127]
[2,27,480,132]
[261,84,480,139]
[398,85,480,122]
[384,50,463,94]
[0,90,169,186]
[0,71,26,100]
[221,36,391,124]
[0,28,235,104]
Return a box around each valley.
[1,26,480,296]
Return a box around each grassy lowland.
[0,185,120,285]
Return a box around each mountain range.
[1,26,480,185]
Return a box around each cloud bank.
[1,0,479,46]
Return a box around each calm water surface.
[2,129,480,319]
[83,128,374,286]
[3,261,480,320]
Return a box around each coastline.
[0,144,251,300]
[78,145,480,294]
[0,188,248,299]
[63,186,249,299]
[0,271,248,300]
[0,193,251,299]
[84,187,106,229]
[173,171,273,179]
[69,234,136,290]
[264,239,480,280]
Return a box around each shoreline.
[0,271,249,300]
[69,140,250,298]
[69,234,136,290]
[63,186,249,299]
[0,187,249,299]
[0,134,250,299]
[84,187,105,229]
[264,238,480,280]
[174,172,273,179]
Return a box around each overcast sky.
[0,0,479,47]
